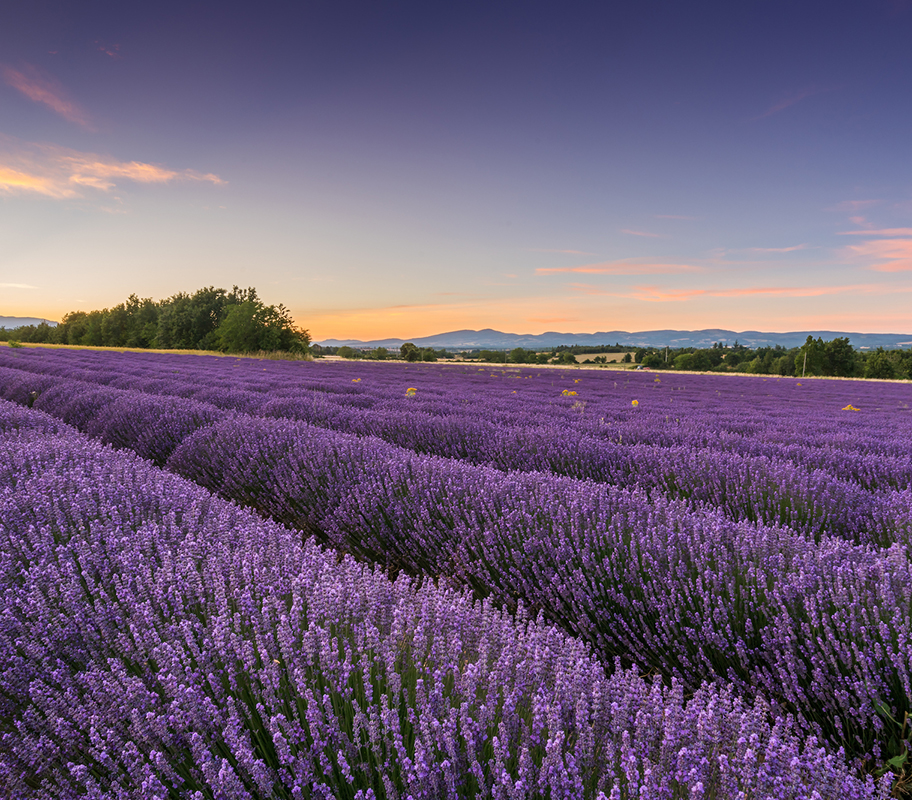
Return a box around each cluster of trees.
[318,336,912,379]
[313,343,451,361]
[0,287,310,355]
[634,337,912,379]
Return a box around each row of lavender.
[0,400,886,799]
[0,351,910,768]
[2,347,909,464]
[1,348,911,546]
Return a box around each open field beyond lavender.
[1,346,910,798]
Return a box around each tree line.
[634,337,911,379]
[0,287,310,355]
[321,337,912,379]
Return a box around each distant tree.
[509,347,529,364]
[215,300,310,354]
[825,337,857,377]
[622,353,632,363]
[674,353,694,370]
[864,348,898,380]
[337,346,361,359]
[400,342,421,362]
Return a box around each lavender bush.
[1,349,911,784]
[0,405,887,799]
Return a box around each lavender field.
[1,346,910,799]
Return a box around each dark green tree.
[215,300,309,354]
[864,348,899,380]
[400,343,421,362]
[824,337,857,377]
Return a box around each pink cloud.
[620,228,662,238]
[841,237,912,272]
[710,284,878,298]
[526,248,598,255]
[569,281,883,301]
[95,41,122,59]
[838,228,912,237]
[747,244,807,253]
[755,86,829,120]
[537,261,702,276]
[828,199,882,213]
[1,64,92,128]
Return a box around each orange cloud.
[631,285,706,302]
[0,165,77,198]
[537,260,703,276]
[1,64,92,128]
[0,137,224,199]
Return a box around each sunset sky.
[2,0,911,341]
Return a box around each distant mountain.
[316,328,912,351]
[0,316,58,329]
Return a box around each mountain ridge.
[0,316,58,329]
[317,328,912,350]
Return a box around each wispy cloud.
[710,283,879,298]
[747,244,808,253]
[0,282,37,289]
[631,285,706,302]
[0,137,224,200]
[95,41,122,59]
[837,227,912,271]
[754,85,828,120]
[838,228,912,237]
[537,260,703,276]
[620,228,662,238]
[0,165,75,198]
[566,283,705,301]
[840,236,912,272]
[827,199,881,213]
[526,248,597,255]
[1,64,92,128]
[569,281,880,301]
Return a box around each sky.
[1,0,911,341]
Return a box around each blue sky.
[2,0,911,339]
